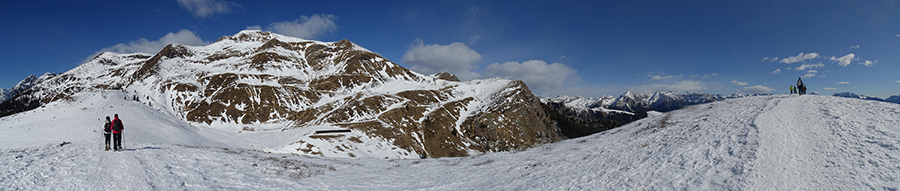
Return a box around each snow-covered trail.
[751,95,900,190]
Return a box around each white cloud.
[770,69,782,74]
[177,0,240,18]
[780,52,819,64]
[761,57,769,62]
[793,63,824,71]
[628,80,707,93]
[245,25,262,31]
[802,70,817,78]
[743,85,776,94]
[732,80,748,86]
[824,87,837,90]
[860,60,877,67]
[267,14,338,40]
[838,81,849,85]
[402,39,482,80]
[830,53,856,67]
[100,29,208,54]
[896,80,900,83]
[534,84,623,98]
[648,74,680,81]
[484,60,580,93]
[849,45,859,49]
[467,36,481,45]
[688,73,718,79]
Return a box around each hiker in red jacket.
[112,114,124,151]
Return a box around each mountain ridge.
[0,30,565,158]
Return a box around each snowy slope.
[0,90,228,149]
[3,94,898,190]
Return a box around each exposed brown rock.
[249,52,292,71]
[434,72,460,82]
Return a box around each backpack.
[113,119,123,131]
[103,122,111,133]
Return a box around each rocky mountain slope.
[0,30,565,158]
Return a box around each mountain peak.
[219,30,282,43]
[1,30,566,158]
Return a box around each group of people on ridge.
[790,77,807,95]
[102,114,125,151]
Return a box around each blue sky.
[1,0,899,98]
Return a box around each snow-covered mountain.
[0,30,565,158]
[833,92,885,102]
[3,95,898,190]
[608,91,728,113]
[887,95,900,104]
[0,73,56,103]
[540,95,641,137]
[540,91,767,138]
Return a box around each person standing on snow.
[790,85,795,94]
[112,114,124,151]
[800,84,807,95]
[103,116,112,151]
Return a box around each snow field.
[2,94,899,190]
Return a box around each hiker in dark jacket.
[112,114,124,151]
[103,116,112,151]
[797,77,806,95]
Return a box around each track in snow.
[751,95,900,190]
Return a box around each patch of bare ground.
[309,74,374,91]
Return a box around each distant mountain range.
[832,92,900,104]
[541,90,900,137]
